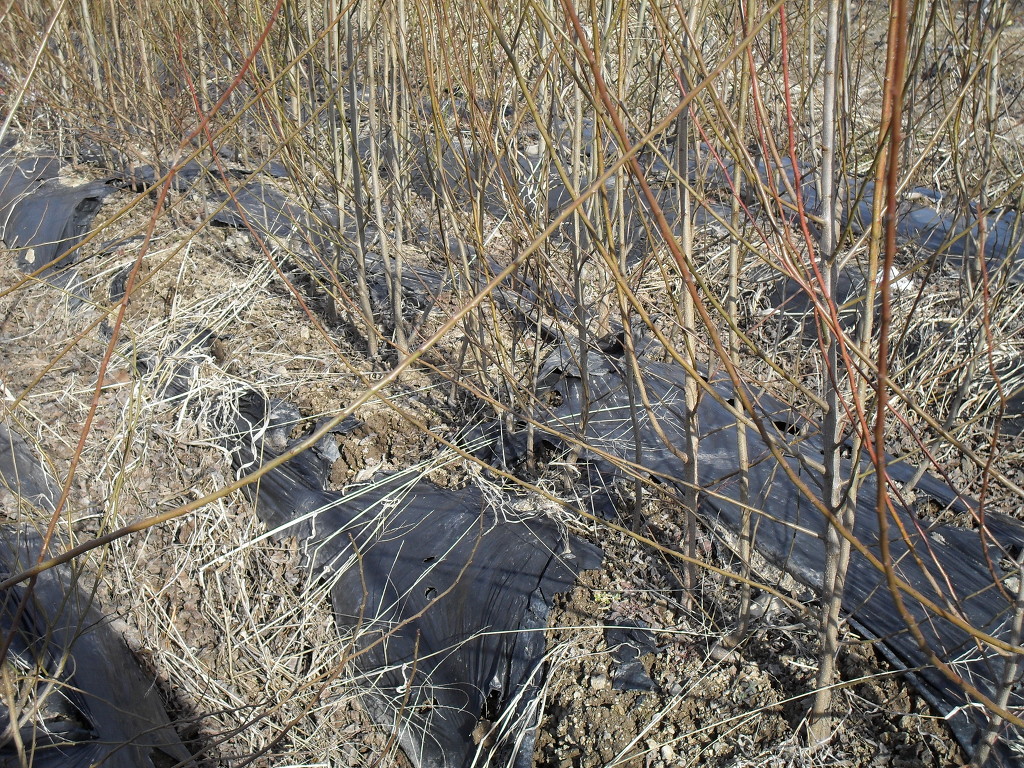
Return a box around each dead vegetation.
[2,0,1024,765]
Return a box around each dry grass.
[2,0,1024,764]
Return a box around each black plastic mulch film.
[1,142,1023,767]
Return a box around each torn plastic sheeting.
[0,529,194,768]
[409,136,518,219]
[617,189,738,264]
[188,146,290,179]
[0,156,112,276]
[0,424,58,513]
[206,187,465,329]
[231,393,602,768]
[847,183,1024,280]
[413,231,580,341]
[477,253,580,342]
[657,147,1024,282]
[0,425,192,768]
[766,269,876,338]
[408,133,633,226]
[112,157,243,194]
[534,343,1024,767]
[207,179,369,264]
[0,155,62,184]
[210,181,313,240]
[194,155,710,345]
[741,158,1024,281]
[605,619,660,693]
[634,142,728,188]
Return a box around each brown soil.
[0,149,1001,768]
